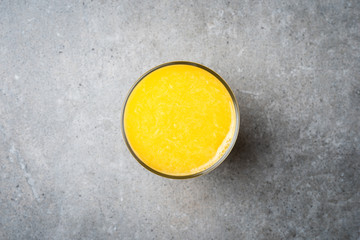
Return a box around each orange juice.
[123,62,239,178]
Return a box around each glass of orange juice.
[122,61,240,178]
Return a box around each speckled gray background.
[0,0,359,239]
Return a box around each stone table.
[0,0,359,239]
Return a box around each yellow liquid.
[124,64,236,176]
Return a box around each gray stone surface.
[0,0,359,239]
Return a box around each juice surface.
[124,64,236,176]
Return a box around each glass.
[121,61,240,179]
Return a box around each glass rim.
[121,61,240,179]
